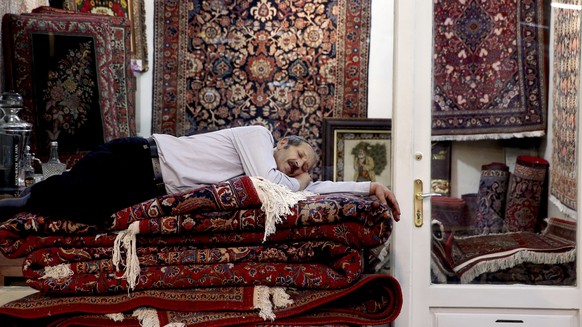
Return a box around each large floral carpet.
[152,0,371,177]
[0,176,401,325]
[432,0,547,140]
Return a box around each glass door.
[391,0,581,326]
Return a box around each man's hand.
[294,172,312,191]
[370,182,401,221]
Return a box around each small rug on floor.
[432,217,576,284]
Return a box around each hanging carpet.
[432,0,547,140]
[549,0,580,218]
[152,0,371,176]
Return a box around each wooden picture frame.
[322,118,392,186]
[63,0,148,72]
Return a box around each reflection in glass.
[430,1,577,286]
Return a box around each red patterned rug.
[432,217,576,284]
[0,176,394,295]
[152,0,371,175]
[0,274,402,327]
[432,0,547,140]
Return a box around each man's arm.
[369,182,401,221]
[306,180,401,222]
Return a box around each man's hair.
[284,135,309,147]
[282,135,319,171]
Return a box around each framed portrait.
[322,119,392,187]
[63,0,148,72]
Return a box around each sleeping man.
[0,125,400,224]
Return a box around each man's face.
[274,139,316,177]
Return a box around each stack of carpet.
[0,176,402,326]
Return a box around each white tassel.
[253,285,276,321]
[432,130,545,141]
[112,221,141,291]
[250,176,313,242]
[549,195,578,219]
[106,313,125,322]
[270,287,293,308]
[132,307,160,327]
[253,286,293,321]
[39,263,73,280]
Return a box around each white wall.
[134,0,394,137]
[134,0,154,137]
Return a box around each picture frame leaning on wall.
[322,118,392,188]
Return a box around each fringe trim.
[40,263,73,280]
[132,307,160,327]
[271,287,294,308]
[549,195,578,219]
[373,238,392,272]
[106,313,125,322]
[431,130,545,141]
[250,176,313,242]
[459,249,576,284]
[112,221,141,291]
[430,254,452,283]
[253,286,293,321]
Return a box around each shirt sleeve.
[232,126,301,191]
[305,180,371,195]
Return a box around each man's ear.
[276,138,288,149]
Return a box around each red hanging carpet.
[432,0,547,140]
[152,0,372,180]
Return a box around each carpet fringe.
[459,248,577,284]
[132,307,160,327]
[250,176,313,242]
[549,195,578,219]
[432,131,545,141]
[253,285,293,321]
[373,238,392,272]
[271,287,294,308]
[40,263,73,280]
[113,220,141,291]
[106,313,125,322]
[430,253,452,283]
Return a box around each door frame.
[390,1,582,326]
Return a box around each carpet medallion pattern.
[432,0,547,140]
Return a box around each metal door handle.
[415,192,443,201]
[413,179,443,227]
